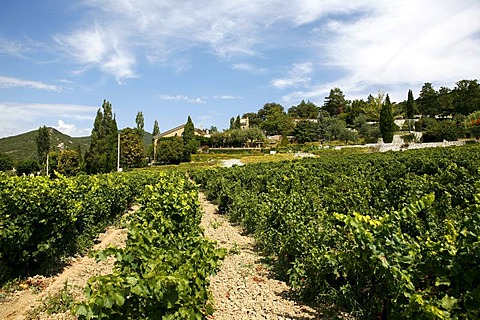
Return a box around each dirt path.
[0,205,139,320]
[199,192,336,320]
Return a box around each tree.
[0,153,13,172]
[152,120,160,140]
[56,150,82,176]
[156,137,184,164]
[244,127,265,147]
[35,126,50,167]
[418,83,438,117]
[354,115,381,143]
[437,86,454,117]
[453,79,480,115]
[235,116,241,129]
[258,103,293,136]
[380,94,395,143]
[85,100,119,174]
[406,89,415,119]
[182,116,198,161]
[16,160,40,176]
[346,99,367,125]
[120,128,145,168]
[242,112,262,128]
[293,120,319,143]
[323,87,347,116]
[135,111,144,138]
[288,100,319,119]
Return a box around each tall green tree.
[85,100,118,174]
[182,116,198,161]
[292,120,319,143]
[323,87,347,116]
[380,94,395,143]
[235,115,241,129]
[242,112,262,128]
[453,79,480,115]
[152,120,160,140]
[120,128,145,168]
[35,126,50,167]
[288,100,319,119]
[406,89,415,119]
[418,83,438,117]
[258,103,293,136]
[135,111,144,138]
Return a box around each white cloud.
[159,94,206,104]
[55,119,91,136]
[232,63,267,75]
[281,0,480,103]
[54,25,137,83]
[214,95,242,100]
[51,0,480,101]
[0,102,97,138]
[0,75,62,92]
[271,62,313,89]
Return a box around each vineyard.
[0,171,224,319]
[192,145,480,319]
[2,145,480,319]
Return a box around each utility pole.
[117,133,120,172]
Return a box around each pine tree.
[85,100,118,173]
[406,89,415,119]
[380,94,395,143]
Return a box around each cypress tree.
[182,116,198,161]
[135,111,144,138]
[380,94,395,143]
[35,126,50,167]
[85,100,118,173]
[406,89,415,119]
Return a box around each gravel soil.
[199,192,337,320]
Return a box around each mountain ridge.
[0,128,152,163]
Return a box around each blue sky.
[1,0,479,138]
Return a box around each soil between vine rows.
[1,194,345,320]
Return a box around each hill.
[0,128,91,163]
[0,128,154,164]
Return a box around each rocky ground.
[199,192,342,319]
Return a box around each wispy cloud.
[271,62,313,89]
[282,0,480,103]
[214,95,242,100]
[51,0,480,101]
[54,25,137,84]
[0,75,62,92]
[232,63,267,75]
[159,94,206,104]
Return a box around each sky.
[0,0,479,138]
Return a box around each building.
[240,117,249,130]
[152,124,209,161]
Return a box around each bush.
[0,153,13,172]
[156,137,185,164]
[16,159,40,176]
